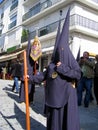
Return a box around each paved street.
[0,79,98,130]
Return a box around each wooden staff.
[23,50,30,130]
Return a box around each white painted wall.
[80,39,98,55]
[74,4,98,20]
[72,36,98,58]
[0,0,98,58]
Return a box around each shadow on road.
[1,103,46,130]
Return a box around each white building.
[0,0,98,70]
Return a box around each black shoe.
[12,89,14,92]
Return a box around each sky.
[0,0,4,3]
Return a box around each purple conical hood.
[76,46,81,62]
[56,7,80,69]
[51,18,61,63]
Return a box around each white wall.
[80,39,98,55]
[74,4,98,22]
[72,36,98,58]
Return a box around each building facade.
[0,0,98,70]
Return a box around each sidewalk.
[0,79,98,130]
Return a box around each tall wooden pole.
[23,50,30,130]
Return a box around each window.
[8,14,17,29]
[12,0,18,3]
[0,30,2,35]
[1,13,4,19]
[10,0,18,11]
[40,28,48,36]
[10,14,17,22]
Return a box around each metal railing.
[21,20,60,43]
[21,14,98,43]
[70,14,98,31]
[22,0,52,21]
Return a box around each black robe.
[19,63,35,104]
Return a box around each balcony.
[22,0,52,22]
[39,21,58,36]
[23,0,37,6]
[21,19,60,43]
[21,13,98,43]
[70,14,98,31]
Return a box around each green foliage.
[21,29,29,43]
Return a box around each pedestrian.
[2,64,7,80]
[77,51,95,107]
[94,54,98,105]
[11,57,22,93]
[28,8,81,130]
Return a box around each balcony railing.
[70,14,98,31]
[21,20,61,43]
[22,0,52,22]
[8,20,16,30]
[39,21,59,36]
[21,14,98,43]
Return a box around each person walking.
[28,8,81,130]
[77,51,95,107]
[11,58,22,93]
[2,65,7,80]
[94,55,98,105]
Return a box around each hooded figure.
[19,34,35,104]
[29,7,81,130]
